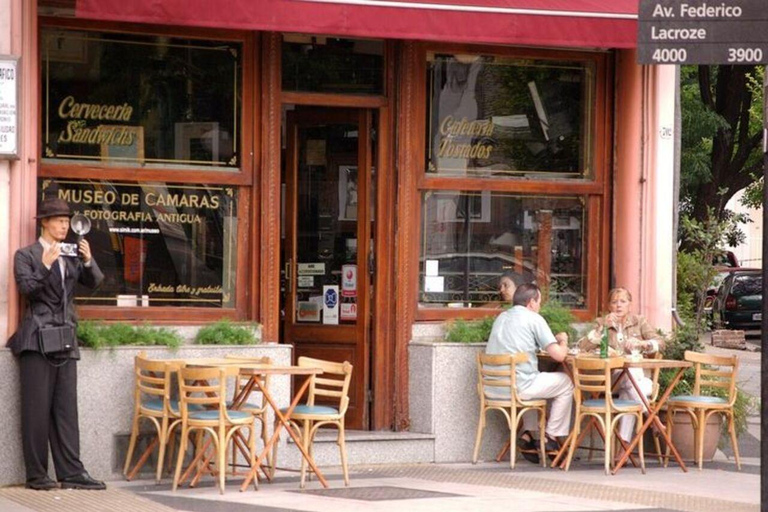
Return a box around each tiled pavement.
[0,454,758,512]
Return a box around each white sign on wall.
[0,56,19,159]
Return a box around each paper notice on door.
[298,263,325,275]
[340,303,357,321]
[341,264,357,297]
[297,301,321,322]
[425,259,439,277]
[424,276,445,293]
[322,286,339,325]
[297,275,314,288]
[306,139,326,166]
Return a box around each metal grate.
[293,485,464,501]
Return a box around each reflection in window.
[41,29,241,169]
[732,275,762,296]
[39,179,237,308]
[426,53,594,178]
[282,34,383,94]
[420,191,587,308]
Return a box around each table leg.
[179,435,214,486]
[612,368,688,474]
[126,436,159,480]
[240,378,329,491]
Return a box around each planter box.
[410,340,509,463]
[0,344,290,486]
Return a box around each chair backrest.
[177,365,230,421]
[134,351,177,415]
[572,356,625,408]
[684,350,738,404]
[297,356,353,415]
[476,352,528,404]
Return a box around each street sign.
[637,0,768,64]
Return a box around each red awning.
[75,0,638,49]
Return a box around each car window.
[711,272,728,290]
[732,275,762,296]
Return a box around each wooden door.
[283,108,372,429]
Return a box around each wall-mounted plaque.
[0,55,19,159]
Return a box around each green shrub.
[77,321,182,349]
[194,319,261,345]
[443,299,577,344]
[444,317,495,343]
[539,299,577,343]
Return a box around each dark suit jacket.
[8,241,104,358]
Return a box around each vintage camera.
[59,243,79,258]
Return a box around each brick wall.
[711,330,746,350]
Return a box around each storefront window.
[41,29,241,169]
[282,35,383,94]
[40,178,238,308]
[419,191,586,308]
[426,53,594,178]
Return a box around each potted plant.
[657,323,751,463]
[77,321,183,349]
[194,319,261,345]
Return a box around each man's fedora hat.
[36,197,71,219]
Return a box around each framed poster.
[338,165,358,220]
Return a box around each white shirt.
[39,237,66,285]
[485,305,557,392]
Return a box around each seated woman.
[498,271,524,304]
[577,287,665,442]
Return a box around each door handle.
[285,258,292,285]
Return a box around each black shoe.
[26,477,57,491]
[544,437,560,462]
[59,472,106,490]
[518,431,540,464]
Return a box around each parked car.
[703,270,734,322]
[711,269,762,330]
[713,250,739,270]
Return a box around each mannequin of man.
[8,197,106,490]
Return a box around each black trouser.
[19,351,85,483]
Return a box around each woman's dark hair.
[512,283,540,307]
[499,271,524,286]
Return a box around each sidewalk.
[0,453,758,512]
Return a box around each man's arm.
[545,337,569,362]
[77,240,104,289]
[535,315,568,362]
[14,250,52,299]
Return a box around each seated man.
[485,283,573,463]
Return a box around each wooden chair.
[123,352,182,482]
[665,350,740,471]
[172,364,258,494]
[472,352,547,469]
[565,356,645,475]
[224,355,273,474]
[271,356,353,488]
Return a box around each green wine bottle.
[600,326,609,359]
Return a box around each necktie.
[57,256,66,287]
